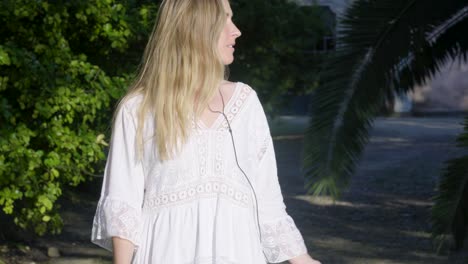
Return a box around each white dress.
[91,82,308,264]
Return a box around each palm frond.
[432,117,468,251]
[303,0,468,198]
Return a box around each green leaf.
[50,168,60,179]
[0,47,11,65]
[432,117,468,251]
[38,195,53,210]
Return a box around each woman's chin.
[222,57,234,65]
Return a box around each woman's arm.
[91,102,145,252]
[112,237,136,264]
[248,92,320,264]
[289,253,321,264]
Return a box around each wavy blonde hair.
[119,0,227,161]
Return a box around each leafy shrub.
[0,0,155,236]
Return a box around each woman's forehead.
[222,0,233,15]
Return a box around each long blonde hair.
[120,0,227,161]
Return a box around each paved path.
[6,116,467,264]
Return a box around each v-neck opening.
[197,82,241,130]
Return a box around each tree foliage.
[432,117,468,250]
[230,0,328,113]
[0,0,156,236]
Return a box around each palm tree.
[302,0,468,250]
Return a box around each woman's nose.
[232,25,241,38]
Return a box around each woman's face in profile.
[218,0,241,65]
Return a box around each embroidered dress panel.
[143,177,251,211]
[91,82,308,264]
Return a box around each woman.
[91,0,321,263]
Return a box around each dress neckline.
[196,82,242,130]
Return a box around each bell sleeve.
[252,95,308,263]
[91,102,145,252]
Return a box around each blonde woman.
[91,0,321,263]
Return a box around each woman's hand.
[288,253,321,264]
[112,237,135,264]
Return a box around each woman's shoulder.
[224,81,260,103]
[121,92,143,111]
[233,81,263,107]
[221,80,252,91]
[114,92,144,123]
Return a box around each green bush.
[0,0,155,236]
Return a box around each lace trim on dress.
[260,215,307,263]
[91,197,141,251]
[143,178,251,211]
[191,82,252,131]
[218,84,252,131]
